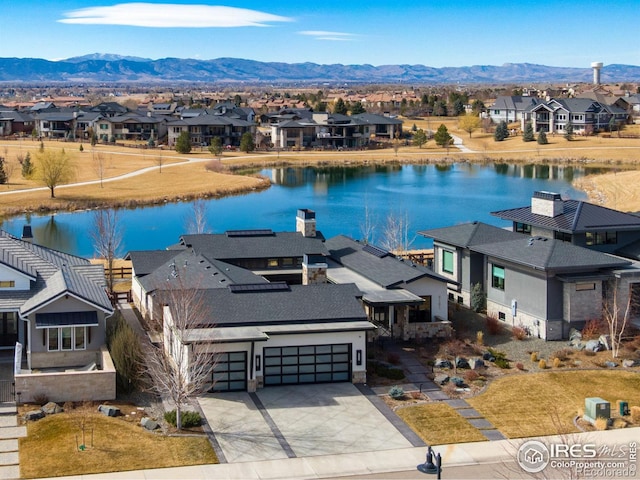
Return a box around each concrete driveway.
[198,383,416,463]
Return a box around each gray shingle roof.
[0,230,112,315]
[473,236,630,272]
[491,200,640,233]
[179,231,328,259]
[325,235,447,288]
[418,222,516,248]
[193,283,366,327]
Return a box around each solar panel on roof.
[225,229,274,237]
[228,282,290,293]
[362,244,389,258]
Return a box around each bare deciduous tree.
[144,274,217,430]
[380,211,413,254]
[359,201,376,245]
[90,209,123,295]
[93,151,106,188]
[603,278,633,359]
[155,152,164,173]
[185,199,210,234]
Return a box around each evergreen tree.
[21,152,34,179]
[523,121,535,142]
[349,101,366,115]
[175,131,192,154]
[470,282,486,313]
[434,124,452,147]
[0,157,6,184]
[412,129,428,148]
[564,120,574,141]
[208,137,223,158]
[333,98,348,115]
[494,121,508,141]
[452,98,465,116]
[537,130,549,145]
[239,132,255,153]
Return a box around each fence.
[0,381,15,403]
[105,266,132,279]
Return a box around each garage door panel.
[263,344,352,386]
[211,351,247,392]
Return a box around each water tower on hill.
[591,62,603,85]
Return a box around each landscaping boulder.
[455,357,470,369]
[434,373,449,385]
[604,361,618,368]
[585,340,604,352]
[434,358,453,369]
[98,405,120,417]
[569,328,582,343]
[469,357,485,370]
[450,376,465,387]
[622,359,639,368]
[24,410,45,421]
[598,335,610,351]
[482,352,496,362]
[141,417,159,431]
[42,402,63,415]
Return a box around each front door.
[0,313,17,348]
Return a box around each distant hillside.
[0,55,639,84]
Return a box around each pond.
[0,162,599,258]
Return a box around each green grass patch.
[20,412,217,478]
[466,370,640,439]
[395,403,487,445]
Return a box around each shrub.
[410,391,423,400]
[494,357,511,369]
[485,316,501,335]
[464,370,479,383]
[553,357,562,368]
[582,318,606,340]
[594,417,608,431]
[164,409,201,428]
[530,352,538,362]
[387,352,400,365]
[630,406,640,424]
[388,386,405,400]
[205,160,226,173]
[512,326,527,341]
[538,359,547,369]
[553,348,573,361]
[373,363,405,380]
[476,331,484,346]
[515,362,525,371]
[470,282,486,313]
[107,314,143,394]
[584,350,596,357]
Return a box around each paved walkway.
[370,341,506,441]
[0,402,24,480]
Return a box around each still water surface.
[0,163,596,257]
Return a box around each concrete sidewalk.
[41,428,640,480]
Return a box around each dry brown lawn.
[395,402,487,445]
[465,370,640,439]
[19,411,217,478]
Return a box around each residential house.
[325,235,451,341]
[166,114,255,148]
[488,96,541,124]
[0,229,115,403]
[96,113,167,142]
[0,109,35,137]
[521,98,627,134]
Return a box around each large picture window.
[47,327,87,352]
[442,250,454,274]
[409,296,432,323]
[586,231,617,246]
[492,265,505,290]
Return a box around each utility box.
[584,397,610,425]
[619,401,629,416]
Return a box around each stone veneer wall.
[15,345,116,404]
[487,300,562,340]
[402,321,453,341]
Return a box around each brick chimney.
[302,253,327,285]
[531,191,564,217]
[296,209,316,238]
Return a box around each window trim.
[442,250,454,274]
[47,326,88,352]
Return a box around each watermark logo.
[518,440,550,473]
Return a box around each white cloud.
[298,30,358,41]
[59,3,293,28]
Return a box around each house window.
[586,231,617,246]
[371,306,388,324]
[555,231,572,242]
[442,250,454,274]
[47,327,88,352]
[492,265,505,290]
[99,123,108,130]
[576,282,596,291]
[498,312,506,320]
[267,258,279,268]
[282,257,294,267]
[408,297,432,323]
[0,281,15,288]
[515,223,531,234]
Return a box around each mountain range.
[0,54,639,85]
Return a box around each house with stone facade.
[420,192,640,340]
[0,229,115,403]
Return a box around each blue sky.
[0,0,638,67]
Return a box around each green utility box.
[619,401,629,416]
[584,397,610,425]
